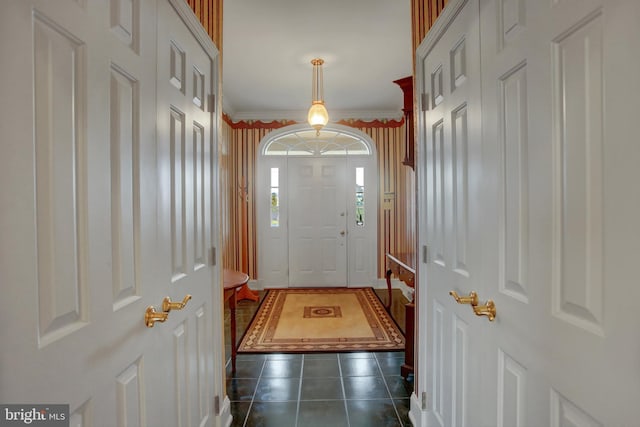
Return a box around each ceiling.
[222,0,413,122]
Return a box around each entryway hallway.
[225,291,413,426]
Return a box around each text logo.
[1,405,69,426]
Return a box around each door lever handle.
[473,300,496,321]
[162,294,192,312]
[145,306,168,328]
[449,290,478,306]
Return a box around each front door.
[0,1,222,425]
[288,157,348,287]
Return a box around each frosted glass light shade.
[307,102,329,131]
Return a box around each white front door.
[415,0,640,425]
[0,1,223,425]
[288,157,348,287]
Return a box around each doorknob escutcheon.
[473,300,496,321]
[449,290,478,306]
[162,294,192,312]
[145,306,169,328]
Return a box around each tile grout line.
[242,357,267,427]
[375,353,405,426]
[295,355,304,427]
[337,354,352,427]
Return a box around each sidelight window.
[270,167,279,227]
[355,167,365,226]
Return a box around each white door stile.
[414,1,485,425]
[156,1,222,426]
[346,154,378,287]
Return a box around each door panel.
[288,157,348,286]
[419,1,484,425]
[0,1,220,425]
[416,0,640,425]
[156,1,218,425]
[479,0,616,424]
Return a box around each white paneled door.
[415,0,640,425]
[418,1,485,424]
[0,1,223,425]
[288,157,348,287]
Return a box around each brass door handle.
[450,290,497,321]
[145,306,168,328]
[449,290,478,306]
[162,294,192,312]
[473,300,496,321]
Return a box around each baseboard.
[218,395,232,427]
[252,278,413,300]
[411,391,437,427]
[410,391,443,427]
[248,279,262,290]
[375,278,415,301]
[409,392,422,427]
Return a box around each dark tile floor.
[226,351,413,427]
[224,289,413,427]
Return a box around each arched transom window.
[263,128,371,156]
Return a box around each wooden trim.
[222,115,405,131]
[337,118,404,129]
[222,114,297,130]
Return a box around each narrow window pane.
[270,167,279,227]
[355,167,364,226]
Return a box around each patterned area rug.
[238,287,405,353]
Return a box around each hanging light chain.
[311,58,324,104]
[308,58,329,135]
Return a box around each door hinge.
[209,94,216,113]
[214,395,220,414]
[422,245,429,264]
[422,391,428,410]
[421,93,429,111]
[209,247,216,266]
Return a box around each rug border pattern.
[238,287,405,353]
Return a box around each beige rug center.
[273,293,376,340]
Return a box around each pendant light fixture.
[307,58,329,135]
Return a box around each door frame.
[256,123,378,288]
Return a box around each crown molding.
[224,108,404,123]
[221,96,236,119]
[222,113,297,130]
